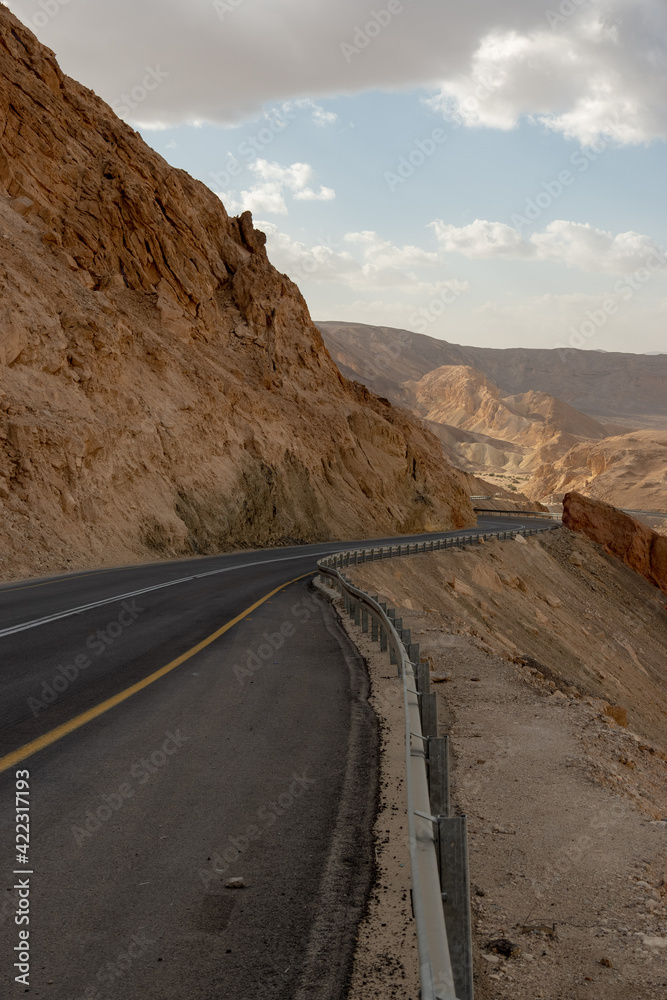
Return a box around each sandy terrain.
[333,529,667,998]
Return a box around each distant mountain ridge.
[410,364,610,473]
[317,321,667,427]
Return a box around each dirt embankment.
[344,529,667,999]
[0,7,473,582]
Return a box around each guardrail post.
[390,640,397,665]
[428,736,450,819]
[361,607,368,633]
[408,642,419,665]
[371,615,378,642]
[416,660,430,698]
[423,692,438,739]
[416,661,438,738]
[380,625,387,652]
[402,628,411,647]
[438,816,474,1000]
[354,601,361,626]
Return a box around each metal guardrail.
[317,523,560,1000]
[473,508,562,520]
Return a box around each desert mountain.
[529,431,667,511]
[0,7,473,580]
[410,364,609,474]
[318,320,667,428]
[317,322,666,510]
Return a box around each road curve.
[0,516,548,999]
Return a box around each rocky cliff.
[563,492,667,594]
[0,6,473,580]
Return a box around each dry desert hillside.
[0,7,474,581]
[318,322,666,511]
[318,320,667,428]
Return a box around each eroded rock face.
[527,430,667,510]
[410,364,608,474]
[563,492,667,593]
[0,8,473,579]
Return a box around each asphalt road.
[0,516,547,999]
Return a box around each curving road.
[0,516,545,1000]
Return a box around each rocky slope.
[342,534,667,998]
[529,430,667,511]
[563,492,667,594]
[411,364,608,473]
[318,320,667,427]
[0,7,473,580]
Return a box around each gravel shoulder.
[338,529,667,999]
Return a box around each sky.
[7,0,667,353]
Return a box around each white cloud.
[219,159,334,215]
[259,223,358,279]
[431,219,531,259]
[468,291,667,353]
[8,0,667,144]
[343,231,440,288]
[432,218,667,275]
[259,224,466,296]
[426,5,667,145]
[288,99,339,127]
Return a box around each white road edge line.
[0,550,334,639]
[0,519,531,639]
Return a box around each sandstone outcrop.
[0,7,473,580]
[528,430,667,511]
[562,492,667,593]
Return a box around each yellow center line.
[0,571,314,775]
